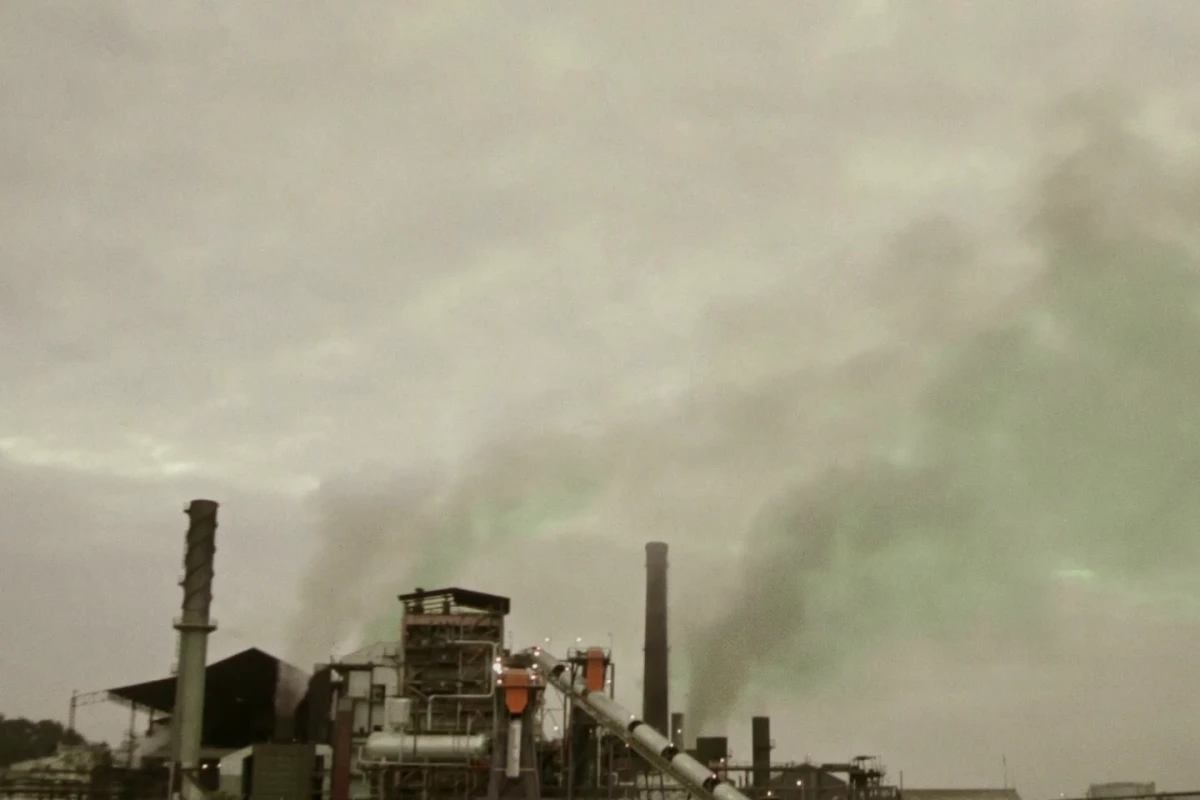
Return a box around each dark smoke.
[684,95,1200,732]
[286,92,1200,745]
[288,440,599,664]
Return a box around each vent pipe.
[170,500,219,800]
[643,541,669,736]
[751,716,771,788]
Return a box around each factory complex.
[0,501,1183,800]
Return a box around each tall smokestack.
[170,500,218,800]
[751,716,771,788]
[643,541,669,735]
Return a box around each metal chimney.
[751,716,771,788]
[170,500,219,800]
[643,541,669,735]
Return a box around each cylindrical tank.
[362,732,490,761]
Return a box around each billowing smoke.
[685,96,1200,732]
[287,94,1200,747]
[288,440,599,664]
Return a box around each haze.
[3,3,1200,799]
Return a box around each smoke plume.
[288,96,1200,744]
[685,95,1200,732]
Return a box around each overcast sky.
[4,2,1200,798]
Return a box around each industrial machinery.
[144,509,901,800]
[335,544,742,800]
[529,647,751,800]
[62,501,1197,800]
[340,587,511,800]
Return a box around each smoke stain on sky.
[291,94,1200,761]
[685,96,1200,732]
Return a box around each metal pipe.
[361,733,490,761]
[422,640,501,728]
[505,719,522,779]
[528,648,750,800]
[171,500,218,800]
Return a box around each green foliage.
[0,714,86,768]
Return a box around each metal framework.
[373,588,509,800]
[68,690,142,768]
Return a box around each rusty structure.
[556,646,621,796]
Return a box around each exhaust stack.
[751,716,771,788]
[170,500,219,800]
[643,541,669,736]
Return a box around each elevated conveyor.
[527,647,750,800]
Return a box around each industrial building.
[106,647,312,770]
[8,499,1159,800]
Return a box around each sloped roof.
[105,647,305,712]
[105,647,311,750]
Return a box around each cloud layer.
[5,3,1200,797]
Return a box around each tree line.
[0,714,86,768]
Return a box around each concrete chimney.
[751,716,772,788]
[643,541,669,735]
[170,500,219,800]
